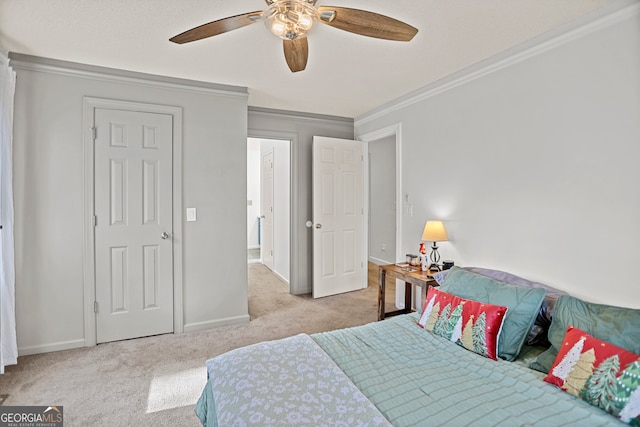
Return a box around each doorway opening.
[367,134,397,266]
[247,137,291,287]
[360,124,402,308]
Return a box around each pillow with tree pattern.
[418,287,507,361]
[544,326,640,425]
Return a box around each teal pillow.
[440,267,545,361]
[529,295,640,373]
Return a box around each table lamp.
[421,220,448,271]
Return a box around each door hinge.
[93,215,97,227]
[94,301,98,314]
[91,127,97,140]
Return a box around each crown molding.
[355,1,640,127]
[249,106,353,124]
[8,53,248,99]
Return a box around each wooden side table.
[378,264,438,320]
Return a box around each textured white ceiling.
[0,0,617,117]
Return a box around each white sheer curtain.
[0,52,17,374]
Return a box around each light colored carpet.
[0,263,393,426]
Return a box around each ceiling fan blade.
[283,38,309,73]
[317,7,417,41]
[170,11,263,44]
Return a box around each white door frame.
[82,97,184,347]
[247,129,299,294]
[261,149,275,271]
[359,123,403,266]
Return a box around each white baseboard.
[291,285,311,295]
[183,314,250,333]
[18,315,251,354]
[368,256,392,265]
[271,269,290,285]
[19,339,86,356]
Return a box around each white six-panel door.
[312,136,366,298]
[94,108,174,343]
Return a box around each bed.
[195,266,640,426]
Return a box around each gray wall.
[355,4,640,308]
[11,54,250,355]
[9,56,354,355]
[248,108,353,294]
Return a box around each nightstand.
[378,264,439,320]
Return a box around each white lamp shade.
[422,220,448,242]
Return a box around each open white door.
[312,136,366,298]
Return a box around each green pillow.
[440,267,545,361]
[529,295,640,373]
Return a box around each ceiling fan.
[169,0,418,73]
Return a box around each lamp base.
[428,243,441,272]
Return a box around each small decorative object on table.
[419,242,428,271]
[420,255,428,272]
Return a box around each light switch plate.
[186,208,197,222]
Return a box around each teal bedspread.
[312,313,623,426]
[196,314,623,426]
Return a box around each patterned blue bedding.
[196,314,624,426]
[195,334,390,427]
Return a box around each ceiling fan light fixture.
[264,0,318,40]
[170,0,417,73]
[297,13,314,31]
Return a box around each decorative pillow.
[418,287,508,360]
[529,295,640,374]
[544,326,640,425]
[439,267,545,361]
[432,266,566,347]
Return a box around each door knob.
[315,223,322,229]
[161,232,170,240]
